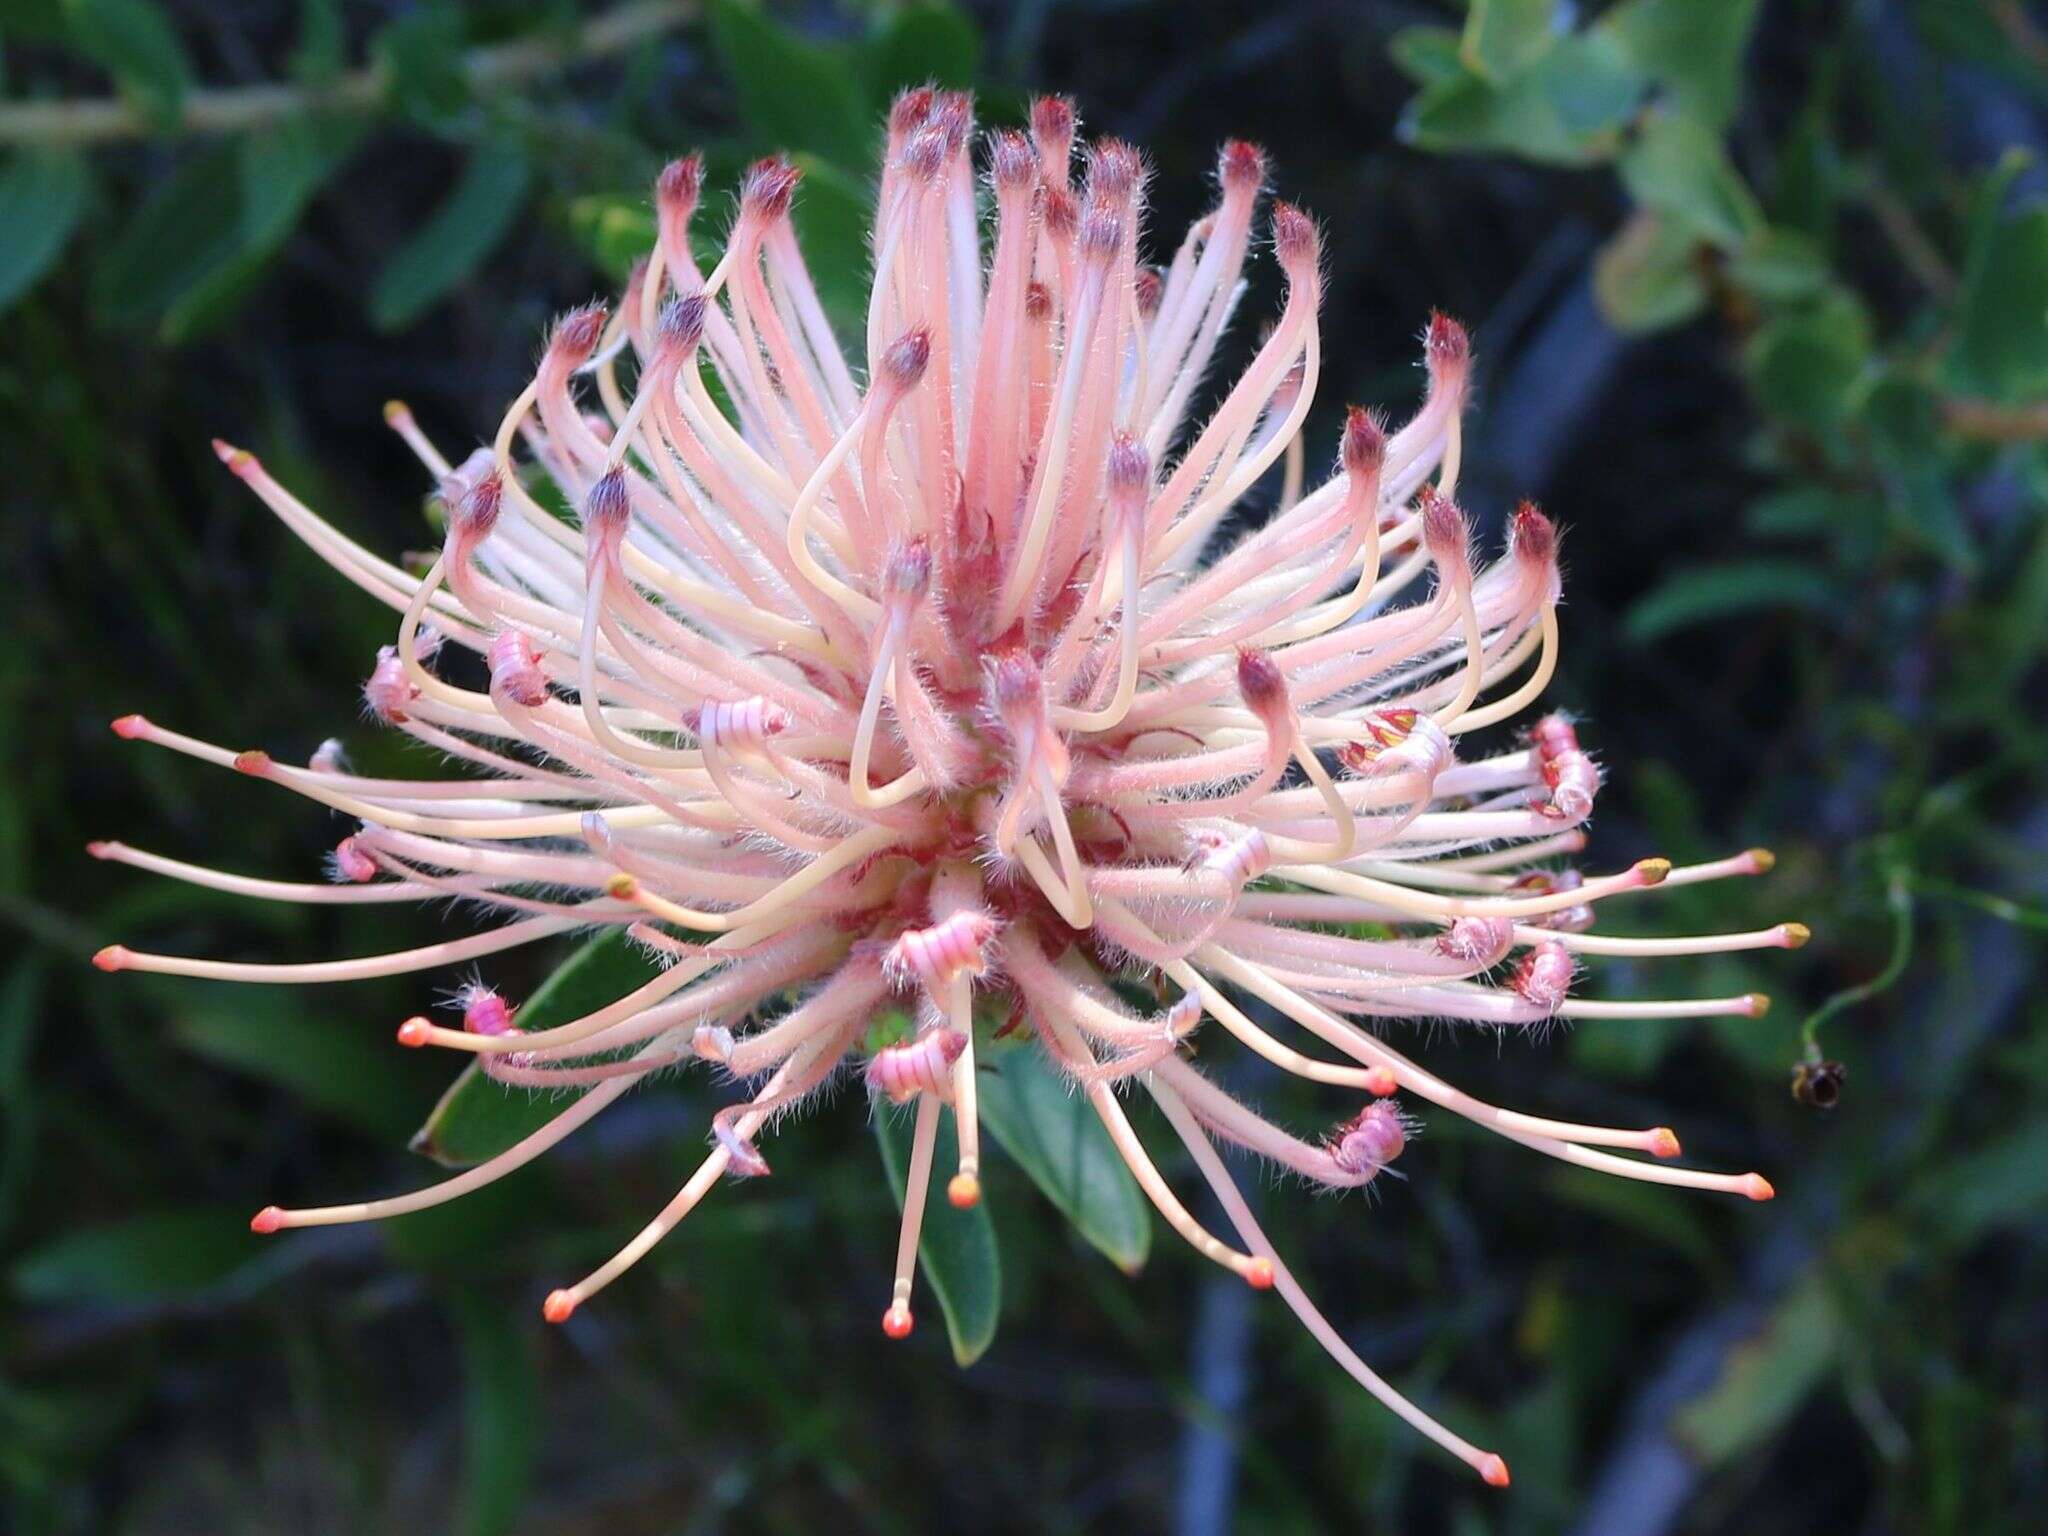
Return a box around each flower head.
[96,90,1800,1486]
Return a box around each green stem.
[0,1,693,148]
[1798,871,1912,1057]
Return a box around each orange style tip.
[1634,857,1672,885]
[1244,1257,1276,1291]
[250,1206,286,1235]
[396,1018,434,1048]
[1364,1067,1399,1097]
[86,840,117,859]
[542,1290,577,1325]
[111,713,149,739]
[1479,1453,1512,1488]
[382,399,411,425]
[1745,847,1777,874]
[1744,992,1772,1017]
[881,1305,914,1340]
[605,873,639,899]
[211,439,255,475]
[232,749,272,775]
[91,945,128,973]
[1742,1173,1776,1202]
[1648,1127,1682,1159]
[946,1173,982,1209]
[1779,922,1812,949]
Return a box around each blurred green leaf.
[1388,25,1464,87]
[369,140,531,330]
[1673,1271,1839,1467]
[1728,226,1829,304]
[412,928,664,1167]
[174,991,442,1141]
[1542,1168,1723,1276]
[1620,113,1763,248]
[976,1045,1150,1275]
[374,3,471,130]
[1460,0,1557,82]
[0,963,44,1248]
[709,0,873,168]
[1864,375,1974,564]
[160,117,358,343]
[1743,289,1872,426]
[875,1104,1000,1366]
[63,0,192,131]
[1625,559,1842,643]
[1593,209,1706,332]
[568,191,657,281]
[790,153,872,333]
[448,1288,536,1536]
[1600,0,1762,128]
[0,150,90,315]
[868,0,980,100]
[290,0,347,83]
[1403,32,1642,166]
[1947,205,2048,402]
[1912,1121,2048,1249]
[91,141,243,329]
[1744,485,1861,539]
[12,1207,263,1304]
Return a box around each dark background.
[2,2,2044,1532]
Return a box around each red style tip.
[551,305,609,363]
[111,713,149,739]
[1235,648,1287,715]
[882,1304,915,1340]
[1742,1174,1776,1203]
[232,750,272,776]
[543,1290,577,1324]
[1341,406,1387,477]
[92,945,128,973]
[1219,138,1266,192]
[1480,1453,1512,1488]
[1511,502,1558,566]
[741,156,802,219]
[1244,1257,1276,1290]
[396,1018,433,1048]
[882,327,933,391]
[1270,201,1318,269]
[1419,489,1469,565]
[947,1173,982,1210]
[1425,311,1471,375]
[890,85,936,138]
[250,1206,286,1235]
[1364,1067,1399,1097]
[656,153,703,214]
[990,129,1035,191]
[1649,1128,1682,1160]
[86,840,117,859]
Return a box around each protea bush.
[95,90,1801,1484]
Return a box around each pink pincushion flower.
[92,92,1809,1487]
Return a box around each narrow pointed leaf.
[976,1046,1150,1274]
[0,151,91,314]
[369,141,531,330]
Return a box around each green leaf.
[568,192,658,282]
[0,150,91,315]
[1742,289,1871,427]
[708,0,874,168]
[411,928,665,1168]
[1592,209,1707,333]
[1541,1168,1722,1276]
[1619,113,1763,249]
[1673,1271,1839,1467]
[1387,26,1464,87]
[174,991,443,1141]
[12,1207,263,1304]
[92,142,245,329]
[373,4,471,130]
[1947,205,2048,402]
[874,1104,1000,1366]
[159,116,357,343]
[1727,226,1828,305]
[1624,559,1842,643]
[63,0,192,130]
[1599,0,1762,128]
[1460,0,1558,81]
[448,1288,536,1536]
[868,1,981,100]
[1403,32,1643,166]
[291,0,347,83]
[976,1045,1150,1274]
[369,141,531,330]
[1911,1121,2048,1250]
[789,153,872,335]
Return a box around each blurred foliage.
[1,2,2044,1534]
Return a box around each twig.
[0,1,693,147]
[1942,396,2048,444]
